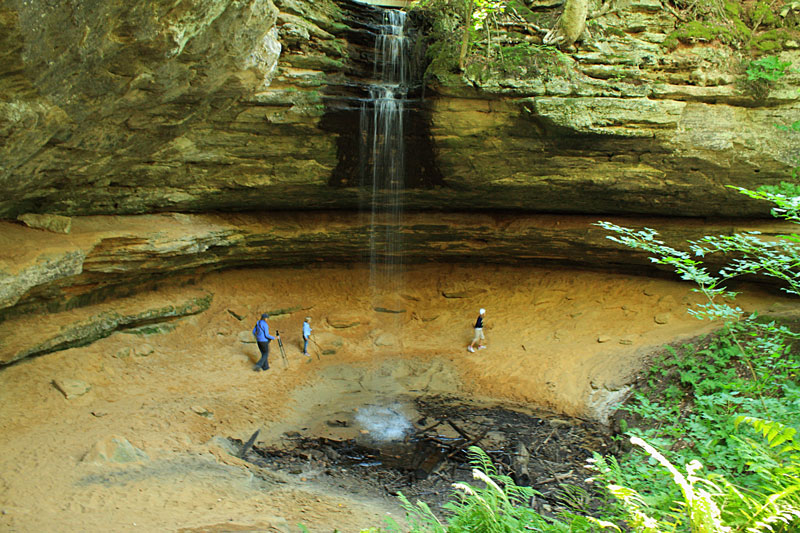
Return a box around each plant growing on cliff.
[663,0,799,52]
[412,0,581,84]
[742,55,793,99]
[412,0,508,72]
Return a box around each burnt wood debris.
[231,396,613,516]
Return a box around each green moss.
[603,26,627,38]
[663,20,734,50]
[464,60,490,83]
[424,39,460,85]
[325,22,351,35]
[505,0,536,22]
[750,29,791,52]
[497,43,568,79]
[733,17,753,40]
[663,0,797,53]
[319,39,348,59]
[723,1,740,17]
[751,1,777,26]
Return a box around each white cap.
[479,308,485,314]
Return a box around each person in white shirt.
[467,308,486,353]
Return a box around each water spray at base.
[355,404,413,441]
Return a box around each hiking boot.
[467,346,475,352]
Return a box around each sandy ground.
[0,264,795,532]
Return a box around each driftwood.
[414,447,445,480]
[446,428,490,459]
[239,429,260,458]
[511,441,531,486]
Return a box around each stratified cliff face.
[1,0,799,367]
[1,0,798,219]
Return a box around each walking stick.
[276,331,289,368]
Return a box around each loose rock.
[52,378,91,399]
[17,213,72,234]
[134,343,154,357]
[654,313,671,324]
[326,314,361,328]
[83,435,148,464]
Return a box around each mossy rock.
[750,29,792,53]
[749,1,777,26]
[663,21,735,50]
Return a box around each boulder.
[654,313,671,325]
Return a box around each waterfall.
[360,9,409,294]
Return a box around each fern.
[735,417,799,452]
[726,417,800,531]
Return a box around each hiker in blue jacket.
[302,316,312,357]
[252,313,276,371]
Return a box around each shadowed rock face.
[1,0,798,219]
[0,212,795,320]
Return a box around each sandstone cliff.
[1,0,799,369]
[1,0,798,219]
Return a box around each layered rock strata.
[1,0,798,218]
[0,286,212,365]
[0,212,794,330]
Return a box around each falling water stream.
[360,9,409,295]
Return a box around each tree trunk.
[543,0,590,48]
[459,0,475,70]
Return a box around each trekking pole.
[276,331,289,368]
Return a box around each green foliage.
[386,435,800,533]
[411,0,564,86]
[663,20,739,50]
[590,437,737,532]
[746,55,793,82]
[585,431,800,531]
[662,0,799,54]
[388,446,573,532]
[591,170,800,529]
